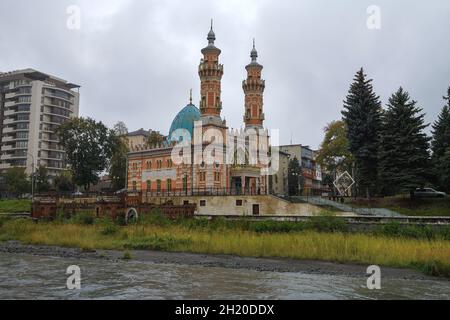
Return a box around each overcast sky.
[1,0,449,148]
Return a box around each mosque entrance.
[231,177,242,195]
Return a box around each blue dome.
[169,104,201,142]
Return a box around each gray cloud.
[1,0,449,149]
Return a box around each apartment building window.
[146,180,152,191]
[16,132,28,139]
[16,114,29,121]
[17,104,30,112]
[167,179,172,192]
[199,172,206,182]
[15,141,28,149]
[146,161,152,170]
[18,96,31,103]
[214,172,221,182]
[16,123,29,130]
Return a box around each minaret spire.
[243,39,265,129]
[199,20,224,120]
[189,88,193,105]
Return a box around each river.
[0,252,449,300]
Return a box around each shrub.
[96,217,119,235]
[307,215,348,232]
[138,209,171,226]
[70,211,95,225]
[123,251,132,260]
[123,235,191,251]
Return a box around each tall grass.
[0,218,449,276]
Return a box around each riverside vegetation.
[0,210,449,277]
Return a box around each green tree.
[56,117,116,191]
[35,165,51,193]
[147,130,165,148]
[1,167,30,197]
[109,134,129,191]
[316,120,353,174]
[431,87,450,192]
[378,87,430,195]
[288,157,301,196]
[54,170,76,193]
[342,68,382,198]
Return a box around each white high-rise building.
[0,69,80,178]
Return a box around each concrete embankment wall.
[142,195,330,216]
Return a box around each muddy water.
[0,253,448,300]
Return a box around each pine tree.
[342,68,382,197]
[431,87,450,192]
[378,87,430,195]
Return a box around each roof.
[168,103,201,142]
[0,68,80,88]
[127,128,150,137]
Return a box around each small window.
[183,200,189,205]
[236,200,243,206]
[199,200,206,207]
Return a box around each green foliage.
[122,251,132,260]
[147,131,166,148]
[109,135,129,191]
[431,89,450,193]
[0,199,31,213]
[124,235,192,251]
[137,209,172,226]
[376,221,450,240]
[96,217,120,235]
[415,260,450,277]
[342,68,382,197]
[0,167,30,197]
[70,211,95,225]
[56,117,117,191]
[35,165,51,193]
[54,170,76,193]
[288,157,301,196]
[307,214,348,232]
[378,88,431,195]
[316,120,353,174]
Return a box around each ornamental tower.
[198,20,225,126]
[243,40,265,129]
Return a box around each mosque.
[127,22,271,198]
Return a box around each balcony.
[0,163,11,170]
[3,118,13,125]
[2,127,13,134]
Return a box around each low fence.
[31,193,196,221]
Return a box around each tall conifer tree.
[342,68,382,197]
[431,87,450,192]
[378,87,430,195]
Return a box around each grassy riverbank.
[0,213,449,277]
[0,199,31,213]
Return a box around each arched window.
[132,181,137,191]
[146,180,152,191]
[167,179,172,192]
[156,180,161,193]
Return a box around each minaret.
[243,39,265,129]
[198,20,224,124]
